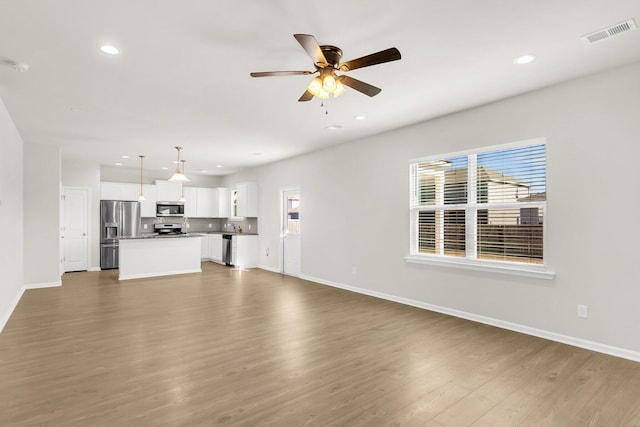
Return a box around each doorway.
[281,188,301,276]
[63,187,89,272]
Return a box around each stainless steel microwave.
[156,202,184,217]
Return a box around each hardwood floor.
[1,263,639,426]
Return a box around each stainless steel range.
[154,223,185,235]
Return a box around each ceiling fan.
[250,34,401,102]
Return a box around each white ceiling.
[1,1,639,177]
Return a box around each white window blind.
[410,141,546,266]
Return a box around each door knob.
[82,233,86,236]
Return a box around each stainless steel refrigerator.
[100,200,141,269]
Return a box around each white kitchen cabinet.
[196,188,215,218]
[140,184,157,217]
[234,235,258,268]
[200,233,210,260]
[216,188,230,217]
[155,180,183,202]
[184,187,198,217]
[210,234,223,262]
[102,182,156,216]
[101,182,139,201]
[232,182,258,218]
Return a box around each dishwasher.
[222,234,233,266]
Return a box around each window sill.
[404,255,555,280]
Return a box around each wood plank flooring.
[1,263,639,426]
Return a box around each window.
[408,139,549,277]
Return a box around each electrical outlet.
[208,224,212,228]
[352,266,357,275]
[577,305,588,319]
[265,248,270,256]
[186,223,190,228]
[248,224,252,230]
[143,224,147,230]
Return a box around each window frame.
[406,137,554,280]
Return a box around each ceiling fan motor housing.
[319,45,343,68]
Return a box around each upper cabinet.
[101,182,157,216]
[140,184,157,217]
[183,187,198,217]
[232,182,258,218]
[101,182,139,201]
[155,180,183,202]
[181,187,230,218]
[101,181,234,218]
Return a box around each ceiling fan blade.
[339,47,401,72]
[338,75,382,97]
[293,34,328,66]
[298,90,314,102]
[250,70,313,77]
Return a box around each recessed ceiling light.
[115,162,123,166]
[121,155,129,159]
[201,170,208,174]
[216,165,223,168]
[100,45,120,55]
[354,115,366,121]
[161,167,169,170]
[513,54,536,65]
[252,152,262,156]
[326,124,343,131]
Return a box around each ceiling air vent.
[581,19,637,45]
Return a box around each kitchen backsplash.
[140,217,258,233]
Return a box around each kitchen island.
[118,234,203,280]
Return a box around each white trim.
[1,281,62,333]
[0,287,26,334]
[118,268,202,281]
[298,274,639,362]
[88,266,101,272]
[404,255,555,279]
[24,281,62,289]
[409,137,546,164]
[258,264,280,273]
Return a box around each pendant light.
[168,146,190,182]
[138,155,145,201]
[178,160,187,203]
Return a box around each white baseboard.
[258,264,280,274]
[88,267,101,272]
[24,281,62,290]
[299,274,640,363]
[0,280,62,333]
[0,286,26,334]
[118,268,202,281]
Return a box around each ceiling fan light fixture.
[317,88,330,99]
[333,80,345,97]
[322,73,337,91]
[307,77,323,96]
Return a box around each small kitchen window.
[406,138,554,279]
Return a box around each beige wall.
[223,61,640,356]
[0,97,24,331]
[23,143,61,286]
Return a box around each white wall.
[0,97,24,331]
[23,143,61,286]
[61,155,101,270]
[225,62,640,357]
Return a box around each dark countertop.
[121,233,205,240]
[195,231,259,236]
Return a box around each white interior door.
[282,188,301,276]
[63,188,88,272]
